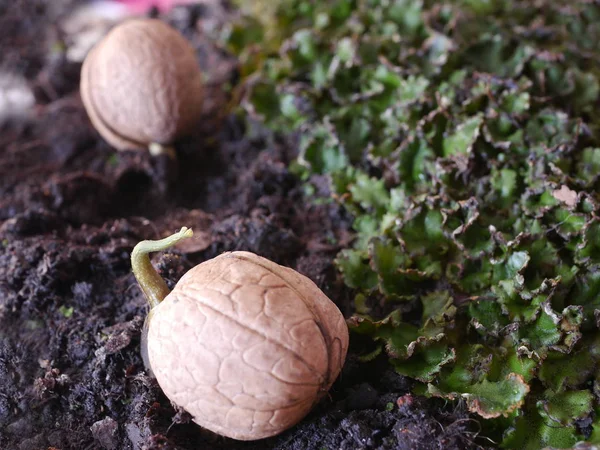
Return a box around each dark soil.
[0,2,487,449]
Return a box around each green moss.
[229,0,600,446]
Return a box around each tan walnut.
[80,19,203,151]
[131,228,349,441]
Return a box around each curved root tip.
[131,226,195,309]
[179,227,194,238]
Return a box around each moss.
[229,0,600,447]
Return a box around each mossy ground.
[0,2,481,449]
[229,0,600,448]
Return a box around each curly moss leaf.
[443,115,483,157]
[290,29,318,63]
[520,239,563,286]
[502,350,537,383]
[455,222,495,258]
[248,82,280,121]
[388,187,407,213]
[575,148,600,186]
[429,347,531,419]
[398,207,448,256]
[490,168,519,206]
[560,305,583,333]
[576,220,600,266]
[453,258,493,293]
[501,90,530,115]
[502,407,581,450]
[392,342,455,383]
[397,138,436,192]
[347,310,402,337]
[395,75,430,105]
[349,172,390,216]
[349,298,456,383]
[387,0,425,36]
[465,373,530,419]
[525,109,576,147]
[517,303,562,353]
[298,125,348,174]
[399,260,442,282]
[492,251,530,285]
[506,251,530,277]
[539,335,600,391]
[421,290,456,327]
[469,297,510,336]
[369,238,412,296]
[337,115,371,161]
[335,37,356,64]
[279,94,307,127]
[554,209,587,239]
[571,270,600,318]
[372,65,402,90]
[428,344,492,394]
[521,188,560,216]
[571,69,600,113]
[493,279,550,323]
[357,344,383,363]
[336,249,378,290]
[351,215,381,250]
[538,390,593,427]
[225,16,265,55]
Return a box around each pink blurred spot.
[114,0,198,13]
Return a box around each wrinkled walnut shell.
[80,19,203,151]
[145,251,349,440]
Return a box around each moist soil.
[0,2,487,449]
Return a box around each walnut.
[80,19,203,151]
[131,228,349,440]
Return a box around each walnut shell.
[80,19,203,151]
[145,251,349,440]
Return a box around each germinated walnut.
[80,19,203,151]
[131,229,349,441]
[147,251,349,440]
